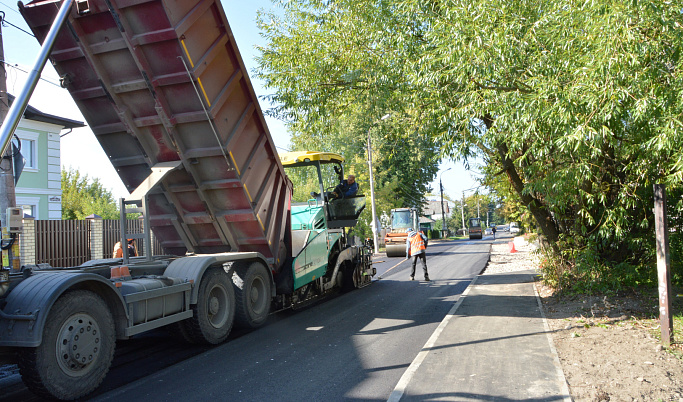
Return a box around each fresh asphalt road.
[91,237,493,402]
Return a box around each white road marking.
[387,275,479,402]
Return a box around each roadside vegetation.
[255,0,683,292]
[61,167,119,220]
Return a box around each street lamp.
[367,113,390,255]
[439,168,452,237]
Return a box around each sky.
[0,0,481,204]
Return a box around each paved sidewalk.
[389,269,571,401]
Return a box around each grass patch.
[644,308,683,359]
[667,313,683,358]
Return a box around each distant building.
[419,216,435,231]
[9,94,84,219]
[423,199,452,221]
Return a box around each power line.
[1,59,62,88]
[0,3,22,16]
[0,11,35,37]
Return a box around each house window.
[16,197,40,219]
[19,138,36,169]
[13,138,38,169]
[21,204,35,218]
[12,133,38,170]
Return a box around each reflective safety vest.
[113,242,123,258]
[113,241,138,258]
[409,232,426,255]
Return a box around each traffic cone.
[508,241,517,253]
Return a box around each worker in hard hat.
[405,228,430,281]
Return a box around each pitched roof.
[419,216,435,224]
[423,199,450,216]
[8,93,85,129]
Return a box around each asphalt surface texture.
[1,233,571,401]
[390,269,571,401]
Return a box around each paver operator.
[331,174,358,199]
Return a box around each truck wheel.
[185,267,235,344]
[233,262,271,329]
[18,290,115,400]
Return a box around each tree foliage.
[408,0,683,290]
[256,0,440,220]
[256,0,683,291]
[62,167,118,220]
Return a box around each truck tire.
[18,290,116,400]
[184,267,235,344]
[233,262,271,329]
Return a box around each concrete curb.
[532,276,573,402]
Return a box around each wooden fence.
[24,218,165,268]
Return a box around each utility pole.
[0,0,75,228]
[367,131,378,254]
[0,14,17,228]
[439,168,451,237]
[440,181,445,234]
[367,114,390,255]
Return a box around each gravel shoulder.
[484,237,683,402]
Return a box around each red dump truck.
[0,0,374,399]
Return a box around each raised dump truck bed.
[19,0,291,267]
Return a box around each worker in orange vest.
[406,228,430,281]
[113,238,138,258]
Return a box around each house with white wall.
[9,94,84,219]
[423,199,452,221]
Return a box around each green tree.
[256,0,683,290]
[400,0,681,289]
[257,1,440,221]
[62,167,118,220]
